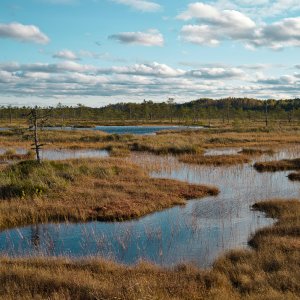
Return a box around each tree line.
[1,97,300,124]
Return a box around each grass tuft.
[254,158,300,172]
[0,150,34,162]
[238,148,274,156]
[179,154,250,166]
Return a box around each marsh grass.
[107,145,131,157]
[0,150,34,162]
[288,172,300,181]
[0,257,229,300]
[254,158,300,172]
[130,141,201,155]
[0,158,219,229]
[178,154,250,166]
[4,126,300,155]
[238,148,275,156]
[213,199,300,299]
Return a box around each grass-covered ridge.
[254,158,300,172]
[0,158,219,229]
[178,154,250,166]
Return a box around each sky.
[0,0,300,107]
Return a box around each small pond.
[43,125,202,135]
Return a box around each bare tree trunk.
[265,101,268,127]
[9,106,12,124]
[33,114,41,163]
[28,107,48,163]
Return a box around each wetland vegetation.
[0,102,300,299]
[0,158,218,229]
[0,199,299,299]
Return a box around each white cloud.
[178,2,300,50]
[213,0,300,19]
[0,71,16,83]
[53,50,79,60]
[105,62,185,77]
[109,29,164,46]
[248,17,300,50]
[0,60,298,101]
[180,25,220,47]
[187,67,245,79]
[111,0,161,12]
[256,74,298,85]
[0,61,96,74]
[0,22,50,44]
[177,2,255,33]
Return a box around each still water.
[42,125,202,135]
[0,148,109,160]
[0,147,299,268]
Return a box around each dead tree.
[28,107,50,163]
[265,101,268,127]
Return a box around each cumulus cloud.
[53,50,79,60]
[248,17,300,50]
[178,2,300,50]
[177,2,255,31]
[111,0,161,12]
[213,0,300,19]
[109,29,164,46]
[0,22,50,44]
[104,62,185,77]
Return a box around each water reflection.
[0,148,109,160]
[40,149,109,160]
[0,146,299,268]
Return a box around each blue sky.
[0,0,300,106]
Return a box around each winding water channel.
[0,146,299,268]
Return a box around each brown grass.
[0,257,235,300]
[130,141,202,155]
[254,158,300,172]
[0,158,219,229]
[0,149,34,162]
[238,148,275,155]
[179,154,250,166]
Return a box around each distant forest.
[1,98,300,124]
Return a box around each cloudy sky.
[1,0,300,106]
